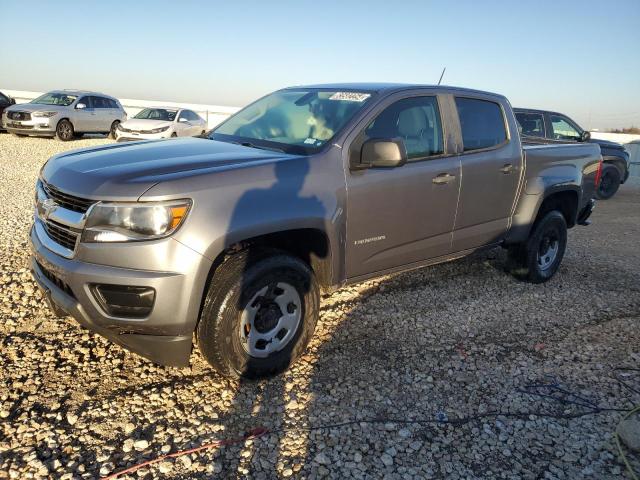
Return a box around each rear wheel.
[170,132,178,138]
[595,164,621,200]
[55,119,74,141]
[197,250,319,379]
[108,121,120,140]
[507,210,567,283]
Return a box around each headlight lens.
[32,111,58,118]
[149,126,170,134]
[82,200,191,243]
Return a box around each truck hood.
[41,138,299,200]
[590,138,626,151]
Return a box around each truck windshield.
[209,89,374,154]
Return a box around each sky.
[1,0,639,130]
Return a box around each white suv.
[2,90,127,141]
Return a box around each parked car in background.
[30,84,601,378]
[115,107,207,142]
[1,90,127,141]
[514,108,630,199]
[0,91,16,131]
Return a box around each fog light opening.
[91,284,155,318]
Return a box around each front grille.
[36,260,75,299]
[42,220,79,251]
[8,111,31,121]
[42,182,94,214]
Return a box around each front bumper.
[115,130,171,142]
[29,224,212,367]
[2,115,57,136]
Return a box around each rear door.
[93,96,117,131]
[345,93,461,279]
[451,96,522,252]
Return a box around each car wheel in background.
[55,119,74,141]
[171,132,177,138]
[595,164,621,200]
[507,210,567,284]
[108,121,120,140]
[197,249,319,379]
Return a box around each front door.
[345,95,461,279]
[451,96,523,252]
[74,96,98,132]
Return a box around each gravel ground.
[0,133,639,479]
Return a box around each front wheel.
[55,119,74,141]
[197,250,319,379]
[507,211,567,284]
[595,164,621,200]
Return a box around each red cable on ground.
[101,427,269,479]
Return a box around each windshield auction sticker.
[329,92,371,102]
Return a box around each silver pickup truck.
[30,84,601,378]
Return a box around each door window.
[77,96,92,109]
[550,115,581,141]
[363,96,444,160]
[455,97,507,151]
[515,112,545,137]
[0,93,9,106]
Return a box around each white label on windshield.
[304,138,317,144]
[329,92,371,102]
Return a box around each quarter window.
[455,97,507,151]
[363,96,444,160]
[515,112,545,137]
[550,115,581,141]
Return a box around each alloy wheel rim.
[239,282,301,358]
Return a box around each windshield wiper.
[236,141,285,153]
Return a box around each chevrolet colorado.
[30,84,601,378]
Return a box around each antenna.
[437,67,446,85]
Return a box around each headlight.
[32,111,58,118]
[82,200,191,243]
[149,126,170,134]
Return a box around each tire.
[595,164,621,200]
[171,132,177,138]
[108,121,120,140]
[507,210,567,284]
[55,119,74,141]
[197,249,319,379]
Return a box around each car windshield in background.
[134,108,177,121]
[30,93,77,106]
[210,89,374,154]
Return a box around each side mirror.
[359,138,408,169]
[178,117,188,123]
[76,103,86,110]
[580,130,591,142]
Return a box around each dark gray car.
[30,84,601,378]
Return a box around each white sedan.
[115,107,207,141]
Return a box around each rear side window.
[364,96,444,159]
[108,98,120,109]
[515,112,545,137]
[455,97,507,151]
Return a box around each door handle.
[432,173,456,185]
[500,163,514,174]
